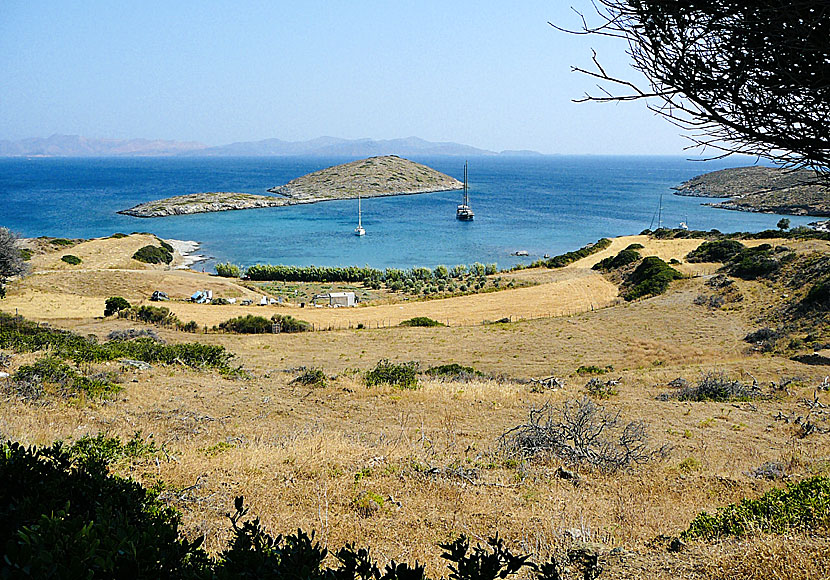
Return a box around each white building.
[311,292,357,307]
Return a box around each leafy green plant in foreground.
[1,439,571,579]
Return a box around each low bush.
[136,305,177,325]
[536,238,612,269]
[622,256,683,301]
[803,278,830,310]
[49,238,75,247]
[0,312,234,372]
[177,320,199,333]
[425,363,486,381]
[499,397,668,472]
[13,355,121,399]
[399,316,444,327]
[576,365,611,375]
[109,232,128,239]
[132,244,173,265]
[686,239,746,263]
[726,244,782,279]
[61,254,82,265]
[215,262,241,278]
[218,315,272,334]
[683,476,830,539]
[674,371,763,402]
[592,248,640,271]
[271,314,311,333]
[104,296,131,317]
[69,432,160,466]
[290,368,328,388]
[364,359,419,389]
[107,328,162,342]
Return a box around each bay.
[0,155,813,270]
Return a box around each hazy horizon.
[2,1,690,155]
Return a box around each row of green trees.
[240,262,499,283]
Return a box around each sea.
[0,155,814,271]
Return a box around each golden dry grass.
[2,232,830,578]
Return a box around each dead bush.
[498,397,669,472]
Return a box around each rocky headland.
[118,192,290,218]
[119,156,463,217]
[674,166,830,216]
[267,155,463,201]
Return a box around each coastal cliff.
[674,166,830,216]
[119,156,463,217]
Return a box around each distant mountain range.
[0,134,543,158]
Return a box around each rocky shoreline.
[119,156,464,218]
[118,192,291,218]
[674,166,830,217]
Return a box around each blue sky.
[0,1,690,154]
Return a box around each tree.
[0,227,27,298]
[556,1,830,179]
[777,218,791,231]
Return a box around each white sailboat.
[354,193,365,236]
[456,161,474,221]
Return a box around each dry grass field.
[2,232,830,578]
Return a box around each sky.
[0,1,691,155]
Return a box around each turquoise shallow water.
[0,155,814,270]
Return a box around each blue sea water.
[0,155,814,270]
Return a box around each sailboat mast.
[358,194,362,228]
[463,160,468,205]
[658,193,663,229]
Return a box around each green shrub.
[13,355,121,399]
[683,476,830,539]
[271,314,311,333]
[61,254,82,265]
[425,363,486,381]
[132,245,173,265]
[219,315,272,334]
[364,359,419,389]
[109,233,128,239]
[537,238,612,268]
[104,296,131,317]
[622,256,683,301]
[0,440,209,578]
[576,365,611,375]
[804,279,830,310]
[136,305,177,325]
[592,248,640,271]
[0,312,234,372]
[399,316,444,327]
[290,368,328,388]
[625,243,645,250]
[686,239,746,263]
[726,245,781,279]
[158,240,174,253]
[177,320,199,333]
[215,262,241,278]
[49,238,75,247]
[69,432,160,466]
